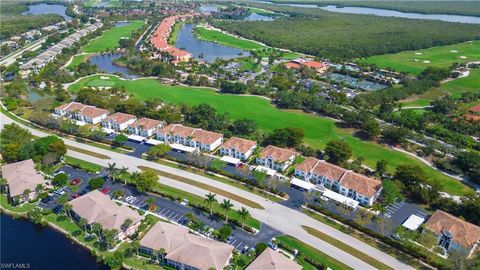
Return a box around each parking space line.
[231,239,238,246]
[160,209,169,216]
[167,212,176,219]
[175,215,183,221]
[171,214,179,220]
[236,242,243,249]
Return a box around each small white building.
[128,117,165,137]
[54,102,109,124]
[255,145,298,172]
[219,137,257,161]
[102,112,137,131]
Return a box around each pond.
[175,24,250,63]
[243,13,275,21]
[22,3,72,21]
[88,53,138,79]
[328,73,389,91]
[254,1,480,24]
[0,214,108,270]
[27,90,55,103]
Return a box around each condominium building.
[219,137,257,161]
[255,145,298,172]
[157,124,223,152]
[101,112,137,131]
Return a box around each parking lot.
[383,201,428,228]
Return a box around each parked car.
[241,245,249,254]
[70,178,81,185]
[268,241,278,250]
[71,193,79,199]
[41,196,53,204]
[100,188,110,194]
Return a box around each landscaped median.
[64,156,103,173]
[302,225,394,270]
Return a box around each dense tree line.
[212,6,480,60]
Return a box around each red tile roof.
[259,145,298,163]
[284,62,301,69]
[220,137,257,153]
[106,112,136,124]
[303,61,326,69]
[463,114,480,121]
[468,104,480,113]
[339,171,382,198]
[160,124,223,145]
[129,118,164,130]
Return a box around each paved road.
[1,112,414,270]
[0,36,48,67]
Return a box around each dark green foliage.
[263,127,304,148]
[52,173,69,187]
[112,134,128,146]
[255,242,268,256]
[324,140,352,164]
[88,177,105,190]
[217,225,233,241]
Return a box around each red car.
[101,188,110,194]
[71,193,79,199]
[70,178,81,185]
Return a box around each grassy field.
[82,20,145,53]
[195,26,267,51]
[68,75,472,196]
[67,54,93,69]
[276,235,352,270]
[84,0,121,8]
[440,68,480,99]
[64,156,103,172]
[362,40,480,75]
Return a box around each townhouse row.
[54,102,382,206]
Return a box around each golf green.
[362,40,480,75]
[68,75,472,196]
[82,20,145,53]
[440,68,480,99]
[195,26,266,51]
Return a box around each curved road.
[1,112,414,270]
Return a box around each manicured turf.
[440,68,480,99]
[67,54,92,69]
[82,20,145,53]
[399,99,432,107]
[68,75,473,196]
[362,40,480,75]
[64,156,103,172]
[195,26,266,51]
[0,194,36,213]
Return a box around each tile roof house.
[424,210,480,257]
[70,190,143,240]
[246,248,302,270]
[219,137,257,160]
[140,221,234,270]
[468,104,480,114]
[294,157,382,206]
[128,118,165,137]
[54,102,109,124]
[284,58,329,73]
[256,145,299,172]
[1,159,46,204]
[101,112,137,131]
[157,124,223,152]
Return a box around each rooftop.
[220,137,257,153]
[246,248,302,270]
[259,145,298,163]
[1,159,45,197]
[106,112,136,124]
[129,117,164,130]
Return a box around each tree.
[324,140,352,164]
[122,218,133,232]
[204,193,217,215]
[394,164,427,186]
[104,251,124,270]
[418,230,438,249]
[237,207,250,228]
[113,134,128,146]
[375,160,388,177]
[220,199,234,222]
[63,203,73,220]
[229,119,258,136]
[56,193,69,206]
[102,229,118,249]
[447,249,469,270]
[217,225,232,241]
[146,144,171,159]
[382,126,409,145]
[263,127,304,148]
[255,242,268,256]
[208,158,226,173]
[78,218,88,231]
[252,170,267,186]
[92,222,104,240]
[135,169,158,192]
[88,177,105,190]
[111,190,125,199]
[362,119,380,139]
[107,162,118,182]
[131,240,140,256]
[52,173,68,186]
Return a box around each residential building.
[255,145,298,172]
[424,210,480,257]
[294,157,382,206]
[1,159,46,204]
[246,248,302,270]
[157,124,223,152]
[102,112,137,131]
[140,221,234,270]
[70,190,143,241]
[463,103,480,121]
[219,137,257,160]
[54,102,109,124]
[284,58,329,74]
[128,117,165,137]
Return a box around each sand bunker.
[415,52,423,55]
[413,59,419,62]
[450,50,458,53]
[460,56,467,59]
[100,76,110,79]
[423,60,431,63]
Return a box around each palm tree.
[92,222,103,240]
[220,199,233,222]
[204,193,217,215]
[122,218,133,233]
[0,178,7,193]
[78,218,88,231]
[130,171,140,184]
[35,184,43,196]
[107,162,118,182]
[22,189,31,202]
[63,203,73,220]
[131,240,140,257]
[237,207,250,228]
[119,166,129,185]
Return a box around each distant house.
[463,103,480,122]
[54,102,109,124]
[255,145,298,172]
[219,137,257,161]
[69,190,143,241]
[284,58,329,74]
[128,118,165,137]
[246,248,302,270]
[294,157,382,206]
[140,221,234,270]
[1,159,46,204]
[157,124,223,152]
[424,210,480,258]
[101,112,137,131]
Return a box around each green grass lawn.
[362,40,480,75]
[399,99,432,107]
[276,235,352,270]
[195,26,266,51]
[0,194,36,213]
[64,156,103,172]
[440,68,480,99]
[82,20,145,53]
[67,54,92,70]
[68,75,472,196]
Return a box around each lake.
[0,214,107,270]
[254,1,480,24]
[88,53,138,79]
[22,3,72,21]
[176,24,250,63]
